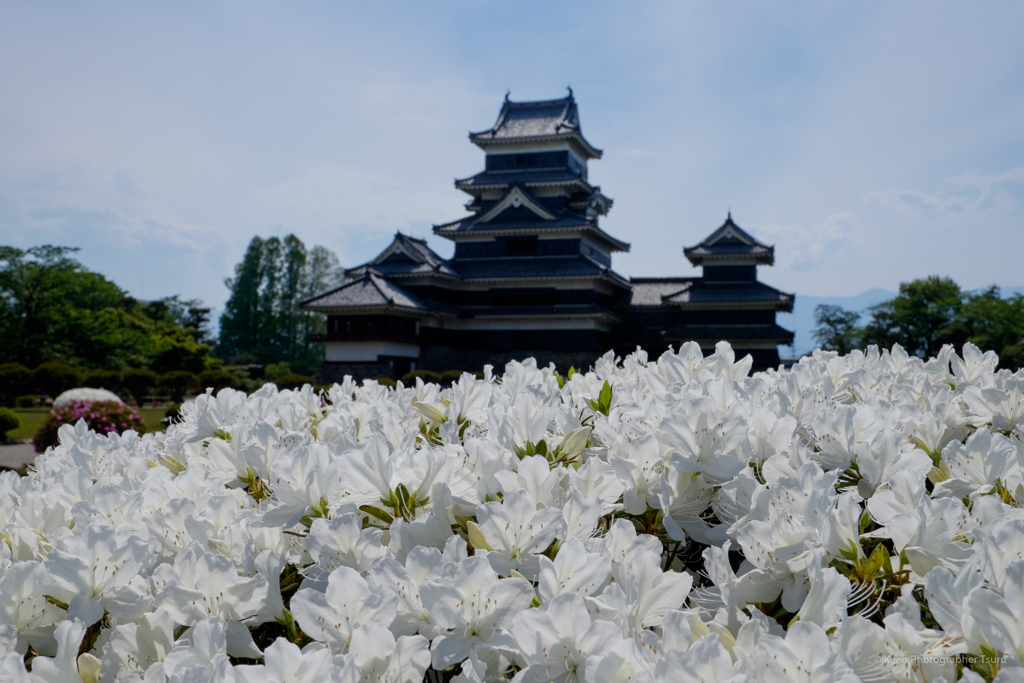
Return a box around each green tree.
[84,369,124,391]
[122,368,159,405]
[0,363,32,406]
[812,305,862,354]
[0,245,214,372]
[160,371,199,402]
[143,296,214,345]
[33,362,83,398]
[0,246,121,367]
[861,276,964,359]
[218,237,267,361]
[943,287,1024,371]
[218,235,344,374]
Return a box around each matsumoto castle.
[302,91,795,379]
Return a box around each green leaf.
[859,509,872,533]
[864,544,887,578]
[44,595,69,611]
[360,505,395,525]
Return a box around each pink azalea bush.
[32,399,145,452]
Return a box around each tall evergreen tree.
[218,237,266,362]
[218,235,345,372]
[280,235,307,363]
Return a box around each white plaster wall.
[324,341,420,362]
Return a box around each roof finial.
[566,85,573,98]
[727,209,732,221]
[504,90,511,103]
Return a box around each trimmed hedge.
[198,370,239,392]
[32,362,83,398]
[273,374,315,391]
[0,408,19,440]
[0,363,32,405]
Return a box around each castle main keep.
[302,92,794,379]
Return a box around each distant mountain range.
[777,286,1024,357]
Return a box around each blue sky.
[2,1,1023,321]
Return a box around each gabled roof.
[469,91,603,160]
[476,185,556,223]
[683,214,774,266]
[451,255,628,283]
[299,272,429,313]
[346,232,459,278]
[665,280,794,311]
[628,278,696,306]
[433,184,630,249]
[455,168,588,193]
[628,276,793,311]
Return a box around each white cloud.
[752,212,857,273]
[865,165,1024,218]
[249,165,464,261]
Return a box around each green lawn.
[7,408,169,441]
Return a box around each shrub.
[373,377,397,388]
[160,371,199,401]
[15,395,38,408]
[32,400,145,453]
[274,373,315,391]
[32,361,83,398]
[84,369,123,391]
[163,403,183,425]
[122,368,159,405]
[149,338,209,375]
[198,370,239,392]
[0,408,19,440]
[265,361,291,380]
[0,363,32,406]
[401,369,442,384]
[439,369,468,384]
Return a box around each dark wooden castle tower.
[302,91,794,379]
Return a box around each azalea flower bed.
[2,342,1024,682]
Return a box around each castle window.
[504,237,538,254]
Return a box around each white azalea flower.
[28,619,97,683]
[536,537,611,603]
[234,637,334,683]
[587,549,692,637]
[290,566,397,654]
[337,623,430,683]
[419,554,533,669]
[511,593,624,683]
[0,561,64,655]
[42,521,150,626]
[474,488,564,579]
[154,543,268,658]
[4,342,1024,679]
